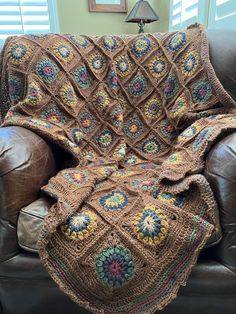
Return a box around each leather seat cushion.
[0,253,236,294]
[1,252,236,314]
[17,197,54,253]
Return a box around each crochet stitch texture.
[1,24,236,314]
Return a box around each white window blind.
[169,0,206,31]
[169,0,236,30]
[208,0,236,29]
[0,0,59,46]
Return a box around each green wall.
[57,0,170,35]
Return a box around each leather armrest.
[0,126,56,262]
[204,133,236,271]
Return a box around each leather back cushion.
[207,29,236,101]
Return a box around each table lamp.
[125,0,159,33]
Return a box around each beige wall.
[154,0,170,32]
[57,0,170,35]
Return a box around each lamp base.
[138,21,145,34]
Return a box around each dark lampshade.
[126,0,159,25]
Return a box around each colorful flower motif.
[191,80,212,103]
[196,111,210,119]
[141,138,161,155]
[110,104,124,128]
[60,83,77,106]
[79,111,97,133]
[153,190,185,208]
[123,155,139,165]
[63,169,89,186]
[61,208,97,241]
[168,32,187,52]
[26,81,42,104]
[164,74,179,99]
[96,246,134,288]
[118,96,128,114]
[170,96,187,117]
[72,128,83,144]
[153,33,164,40]
[123,116,144,140]
[111,169,136,178]
[8,75,24,102]
[96,130,114,150]
[27,118,52,128]
[181,51,199,76]
[225,115,236,122]
[128,75,147,97]
[92,89,110,111]
[132,36,151,57]
[103,36,117,51]
[209,114,218,120]
[91,159,106,166]
[99,191,128,211]
[130,179,157,191]
[159,119,177,139]
[81,147,98,160]
[138,163,160,170]
[192,127,214,151]
[158,191,174,204]
[178,125,199,141]
[89,52,106,73]
[107,70,119,90]
[120,34,133,40]
[114,55,131,77]
[152,189,160,199]
[29,33,48,39]
[4,108,21,120]
[148,56,166,78]
[144,97,162,120]
[74,66,92,89]
[10,42,31,65]
[70,35,89,48]
[57,136,77,149]
[95,181,106,190]
[112,142,126,160]
[97,166,117,177]
[36,58,59,83]
[53,41,73,62]
[165,153,182,164]
[133,203,169,245]
[41,107,66,126]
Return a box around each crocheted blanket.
[1,24,236,314]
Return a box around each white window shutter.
[208,0,236,29]
[169,0,206,31]
[0,0,59,46]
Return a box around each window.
[169,0,236,30]
[0,0,59,46]
[169,0,206,31]
[208,0,236,29]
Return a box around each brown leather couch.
[0,30,236,314]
